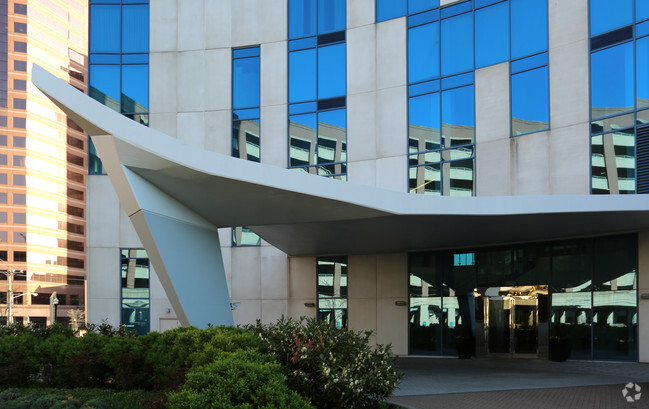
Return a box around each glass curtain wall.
[409,234,638,360]
[317,256,348,328]
[231,47,261,246]
[89,0,149,174]
[120,249,150,335]
[288,0,347,180]
[590,0,649,193]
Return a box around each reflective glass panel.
[475,1,508,68]
[232,119,261,162]
[90,5,120,53]
[638,0,649,22]
[122,5,149,53]
[591,42,634,119]
[591,129,636,194]
[593,235,637,291]
[317,257,347,328]
[290,113,317,167]
[408,22,440,83]
[409,164,441,194]
[441,12,473,76]
[511,0,547,59]
[441,85,474,147]
[377,0,406,22]
[409,253,442,355]
[592,290,637,360]
[409,93,441,152]
[318,0,346,34]
[121,65,149,112]
[289,0,317,38]
[511,66,549,135]
[232,226,261,246]
[233,55,260,109]
[121,307,149,336]
[289,48,317,102]
[88,140,105,175]
[318,108,346,164]
[89,65,120,111]
[409,0,437,14]
[318,43,346,99]
[590,0,633,36]
[637,37,649,109]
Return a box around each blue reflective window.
[409,0,438,14]
[377,0,406,22]
[122,5,149,53]
[289,0,317,38]
[408,22,439,83]
[318,43,346,99]
[289,48,317,102]
[638,0,649,22]
[441,12,473,76]
[441,85,474,147]
[318,0,346,34]
[637,37,649,109]
[122,65,148,113]
[591,41,634,119]
[89,65,120,110]
[590,0,633,36]
[90,5,120,53]
[475,1,508,68]
[511,66,549,135]
[290,113,318,167]
[318,108,347,164]
[233,54,260,109]
[511,0,547,59]
[409,92,441,151]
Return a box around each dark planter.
[550,338,569,362]
[456,337,474,359]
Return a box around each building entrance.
[484,286,548,357]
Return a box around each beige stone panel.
[348,298,377,346]
[150,0,177,52]
[232,298,262,326]
[511,131,551,195]
[261,299,289,324]
[348,254,377,299]
[377,253,407,298]
[348,0,374,29]
[86,247,120,304]
[475,62,509,144]
[204,110,232,155]
[118,207,143,248]
[548,123,590,195]
[638,231,649,363]
[289,256,316,300]
[376,86,407,158]
[87,176,120,248]
[221,245,233,297]
[231,0,286,47]
[260,0,288,44]
[476,138,511,196]
[377,298,408,355]
[376,17,407,90]
[218,228,232,248]
[149,112,177,138]
[549,39,590,130]
[348,25,376,95]
[548,0,588,48]
[86,298,121,328]
[231,246,262,299]
[261,41,287,107]
[261,246,289,300]
[261,105,288,168]
[288,299,317,319]
[177,112,207,148]
[347,91,377,162]
[205,48,231,111]
[149,52,178,113]
[177,0,205,51]
[347,159,377,187]
[376,156,407,192]
[205,0,232,49]
[177,50,206,112]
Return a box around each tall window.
[232,47,262,246]
[0,0,7,108]
[288,0,347,180]
[89,0,149,174]
[590,0,649,194]
[317,257,347,328]
[120,249,150,335]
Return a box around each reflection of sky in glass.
[319,108,346,130]
[637,37,649,108]
[122,5,149,53]
[511,0,547,59]
[409,0,437,15]
[289,0,316,38]
[591,42,634,116]
[638,0,649,22]
[318,0,345,34]
[291,112,317,129]
[409,92,440,129]
[590,0,632,36]
[289,48,317,102]
[442,85,474,128]
[90,5,120,53]
[512,66,549,124]
[318,43,346,99]
[441,12,473,76]
[377,0,406,22]
[90,65,120,102]
[475,1,508,68]
[408,22,439,83]
[233,56,260,109]
[122,65,149,110]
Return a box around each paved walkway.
[388,357,649,409]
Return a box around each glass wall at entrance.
[409,234,638,361]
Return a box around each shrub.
[166,350,314,409]
[247,317,403,409]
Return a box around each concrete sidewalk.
[388,357,649,409]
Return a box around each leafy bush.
[247,317,402,409]
[166,350,314,409]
